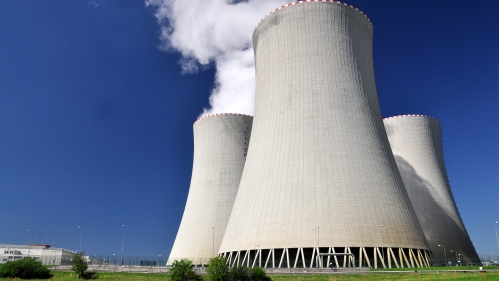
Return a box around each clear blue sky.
[0,0,498,259]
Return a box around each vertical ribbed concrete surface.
[384,115,480,265]
[219,1,428,268]
[168,114,252,265]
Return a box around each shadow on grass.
[81,271,99,279]
[371,265,497,271]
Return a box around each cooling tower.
[384,115,480,266]
[219,1,429,269]
[168,113,253,265]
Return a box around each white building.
[219,0,429,269]
[1,244,85,265]
[384,115,480,265]
[168,114,253,265]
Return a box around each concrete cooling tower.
[384,115,480,266]
[219,1,430,269]
[168,113,253,265]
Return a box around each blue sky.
[0,0,498,259]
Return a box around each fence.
[35,256,170,267]
[28,255,499,269]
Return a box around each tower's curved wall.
[384,115,480,265]
[219,1,429,269]
[168,113,253,265]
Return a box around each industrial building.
[168,114,253,265]
[219,1,429,269]
[1,244,79,265]
[169,0,478,269]
[384,115,480,266]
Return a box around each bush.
[72,253,89,279]
[207,257,229,281]
[0,257,52,279]
[227,266,270,281]
[250,267,270,281]
[228,265,250,281]
[170,259,201,281]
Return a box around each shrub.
[0,257,52,279]
[229,265,250,281]
[72,253,89,279]
[250,267,270,281]
[207,257,229,281]
[170,259,201,281]
[227,266,270,281]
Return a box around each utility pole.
[28,230,33,257]
[495,222,499,252]
[121,225,126,265]
[317,227,319,248]
[381,225,385,264]
[451,250,458,266]
[78,226,84,253]
[438,245,447,266]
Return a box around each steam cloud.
[145,0,288,117]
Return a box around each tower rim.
[253,0,372,35]
[194,113,253,125]
[383,114,440,123]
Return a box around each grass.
[272,273,499,281]
[0,271,171,281]
[371,266,499,271]
[2,271,499,281]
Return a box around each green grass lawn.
[2,271,499,281]
[272,273,499,281]
[0,271,171,281]
[371,266,498,271]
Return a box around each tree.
[0,257,52,279]
[207,257,229,281]
[170,259,200,281]
[72,253,88,279]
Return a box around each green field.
[371,266,498,271]
[2,271,499,281]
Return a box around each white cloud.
[145,0,288,117]
[89,0,105,7]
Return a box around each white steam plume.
[145,0,288,117]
